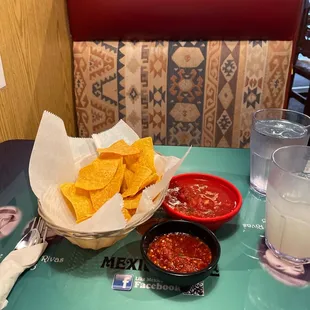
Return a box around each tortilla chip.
[98,140,140,158]
[122,166,152,198]
[60,183,94,223]
[124,192,142,210]
[90,164,126,211]
[140,173,158,189]
[128,209,136,217]
[120,168,134,193]
[126,137,156,173]
[122,207,132,221]
[75,158,120,191]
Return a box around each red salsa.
[147,232,212,273]
[165,179,236,218]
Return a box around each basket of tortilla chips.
[30,112,189,250]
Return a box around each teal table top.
[0,141,309,310]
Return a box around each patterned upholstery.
[73,40,292,148]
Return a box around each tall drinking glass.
[250,109,310,195]
[265,145,310,264]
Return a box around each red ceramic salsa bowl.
[162,173,243,230]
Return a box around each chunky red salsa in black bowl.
[163,173,243,230]
[140,220,221,287]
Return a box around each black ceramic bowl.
[140,220,221,287]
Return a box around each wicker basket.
[38,188,167,250]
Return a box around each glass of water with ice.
[265,145,310,264]
[250,109,310,195]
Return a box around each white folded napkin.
[0,243,47,309]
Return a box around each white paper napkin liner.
[144,147,191,200]
[41,186,126,233]
[30,111,191,234]
[69,137,97,162]
[125,189,160,228]
[76,193,126,231]
[42,184,75,228]
[40,146,188,233]
[92,119,140,148]
[29,111,77,199]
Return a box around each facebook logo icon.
[112,274,133,291]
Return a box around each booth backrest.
[67,0,303,147]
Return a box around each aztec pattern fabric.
[73,41,292,148]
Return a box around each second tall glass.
[265,145,310,264]
[250,109,310,195]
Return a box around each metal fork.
[15,217,47,250]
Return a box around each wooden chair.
[291,0,310,116]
